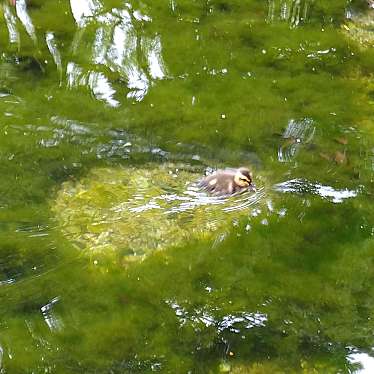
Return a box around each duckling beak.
[248,183,256,192]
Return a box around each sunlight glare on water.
[0,0,373,372]
[274,178,359,203]
[348,351,374,373]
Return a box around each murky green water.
[0,0,373,372]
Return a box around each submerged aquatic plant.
[53,164,264,263]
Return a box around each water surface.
[0,0,373,373]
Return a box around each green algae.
[53,164,264,263]
[0,0,373,373]
[343,8,374,49]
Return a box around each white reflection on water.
[223,188,266,212]
[109,8,150,101]
[348,351,374,373]
[278,118,315,162]
[92,7,167,101]
[3,0,168,104]
[307,47,337,61]
[267,0,313,27]
[46,32,62,83]
[89,70,120,107]
[66,62,120,107]
[0,278,16,286]
[15,0,36,43]
[166,299,267,332]
[68,4,169,102]
[35,115,101,149]
[70,0,102,27]
[40,296,64,332]
[111,185,265,218]
[3,3,19,45]
[66,62,84,86]
[133,9,152,22]
[92,22,115,65]
[143,35,168,80]
[274,178,358,203]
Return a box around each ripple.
[278,118,315,163]
[53,166,264,261]
[15,0,36,43]
[274,178,359,203]
[165,299,267,333]
[267,0,315,27]
[40,297,64,332]
[3,3,19,45]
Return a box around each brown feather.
[199,167,253,196]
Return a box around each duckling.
[199,167,255,196]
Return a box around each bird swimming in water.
[198,167,255,196]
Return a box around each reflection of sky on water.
[70,0,102,27]
[0,1,372,373]
[267,0,314,26]
[46,32,62,83]
[71,2,168,103]
[66,62,120,107]
[2,0,168,105]
[144,36,167,80]
[274,178,358,203]
[348,351,374,373]
[166,299,267,333]
[3,3,19,45]
[40,296,64,332]
[15,0,36,43]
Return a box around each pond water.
[0,0,373,373]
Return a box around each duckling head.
[234,167,254,189]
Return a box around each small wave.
[273,178,358,203]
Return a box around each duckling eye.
[240,177,250,184]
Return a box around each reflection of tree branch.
[15,0,37,43]
[267,0,315,26]
[3,2,20,47]
[2,0,168,103]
